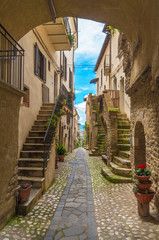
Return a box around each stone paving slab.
[44,148,98,240]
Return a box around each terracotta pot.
[136,180,152,192]
[59,155,64,162]
[18,185,32,203]
[134,173,150,182]
[109,111,118,116]
[134,188,155,204]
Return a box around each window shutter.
[65,57,67,80]
[34,43,39,76]
[43,56,46,82]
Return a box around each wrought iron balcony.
[0,24,24,90]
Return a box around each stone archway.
[134,121,146,170]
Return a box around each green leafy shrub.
[56,145,66,155]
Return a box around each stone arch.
[134,121,146,170]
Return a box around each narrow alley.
[0,148,159,240]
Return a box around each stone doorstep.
[110,162,131,177]
[113,156,131,168]
[18,176,44,188]
[16,188,42,216]
[101,166,132,183]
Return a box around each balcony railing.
[104,55,110,76]
[0,24,24,90]
[63,17,72,45]
[104,89,120,108]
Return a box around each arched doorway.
[134,121,146,169]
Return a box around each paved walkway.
[44,148,97,240]
[1,148,159,240]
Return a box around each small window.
[48,61,50,71]
[101,69,103,86]
[23,85,29,107]
[67,115,70,125]
[34,43,46,83]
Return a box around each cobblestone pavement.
[1,148,159,240]
[0,151,76,240]
[86,152,159,240]
[44,148,97,240]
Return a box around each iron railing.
[0,24,24,90]
[43,84,73,176]
[63,17,71,36]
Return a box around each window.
[69,68,73,90]
[23,85,29,107]
[101,69,103,86]
[63,52,67,81]
[34,43,46,82]
[48,61,50,71]
[67,115,70,125]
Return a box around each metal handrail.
[43,84,73,176]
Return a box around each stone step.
[23,143,47,151]
[117,116,129,121]
[117,144,130,151]
[29,131,46,137]
[37,115,51,121]
[117,121,130,127]
[113,156,131,168]
[18,176,44,188]
[41,106,54,111]
[119,151,130,159]
[118,129,130,134]
[42,103,55,107]
[39,110,53,115]
[32,125,47,131]
[117,113,127,118]
[17,188,42,216]
[118,125,130,129]
[18,158,44,168]
[18,167,43,177]
[118,134,130,139]
[110,162,131,177]
[118,138,130,144]
[20,151,44,158]
[34,120,48,126]
[26,137,44,143]
[102,155,107,164]
[101,166,132,183]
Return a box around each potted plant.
[134,164,151,182]
[68,90,75,100]
[133,185,155,204]
[108,108,120,116]
[18,183,32,203]
[56,144,66,162]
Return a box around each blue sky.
[74,19,105,127]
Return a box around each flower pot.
[59,155,64,162]
[134,188,155,204]
[18,185,32,203]
[135,180,152,192]
[134,173,150,182]
[109,111,118,116]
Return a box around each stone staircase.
[102,112,132,183]
[89,97,105,156]
[17,103,55,215]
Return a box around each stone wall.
[100,92,118,165]
[0,81,24,229]
[130,75,159,211]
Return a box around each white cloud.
[75,102,86,125]
[75,19,105,59]
[75,90,82,94]
[80,87,89,91]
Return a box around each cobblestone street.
[1,148,159,240]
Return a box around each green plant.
[109,26,120,36]
[84,123,90,128]
[19,183,30,189]
[68,34,75,46]
[46,114,59,127]
[135,165,151,176]
[108,108,120,112]
[98,133,105,138]
[56,145,66,155]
